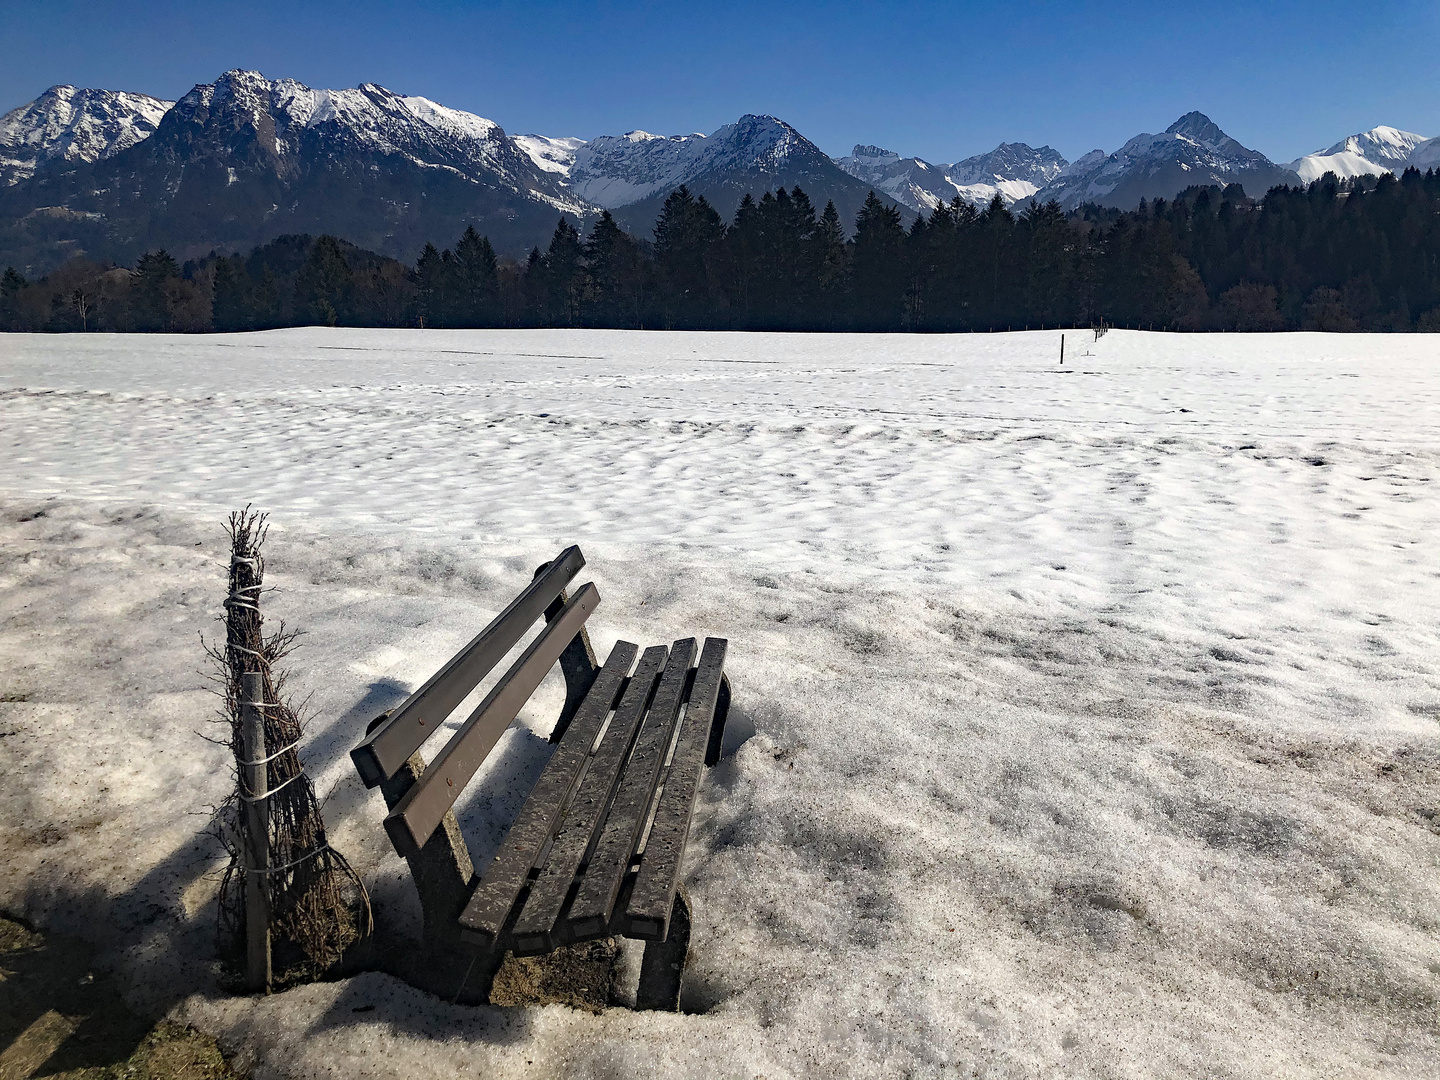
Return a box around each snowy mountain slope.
[1033,112,1301,211]
[150,70,581,207]
[1410,136,1440,171]
[0,70,588,271]
[520,114,903,233]
[1286,126,1434,182]
[946,142,1068,189]
[835,142,1068,213]
[835,145,965,212]
[512,133,586,175]
[0,85,172,186]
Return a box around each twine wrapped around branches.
[206,508,370,982]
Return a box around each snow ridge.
[161,70,586,213]
[835,142,1068,213]
[1031,112,1300,210]
[0,85,173,185]
[515,115,821,210]
[1286,126,1437,183]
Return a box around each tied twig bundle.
[205,508,370,983]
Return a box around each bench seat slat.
[622,637,728,940]
[510,644,669,954]
[457,641,638,947]
[382,583,600,858]
[351,546,585,787]
[567,639,697,941]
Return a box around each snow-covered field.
[1,328,1438,1078]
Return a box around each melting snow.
[1,328,1438,1078]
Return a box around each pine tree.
[212,256,254,332]
[453,226,499,326]
[415,242,450,328]
[817,200,846,321]
[294,236,354,326]
[654,186,724,327]
[584,211,644,327]
[850,192,906,329]
[132,250,181,331]
[542,218,586,326]
[1,266,26,331]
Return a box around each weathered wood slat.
[351,546,585,787]
[509,645,669,955]
[622,637,728,940]
[567,639,698,941]
[382,583,600,858]
[457,640,638,948]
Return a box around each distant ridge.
[3,71,1440,276]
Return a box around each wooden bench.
[351,546,730,1011]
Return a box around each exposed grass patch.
[0,916,240,1080]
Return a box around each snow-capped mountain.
[1286,126,1435,182]
[516,115,903,232]
[835,145,964,212]
[0,70,587,270]
[0,85,172,186]
[150,70,580,209]
[835,142,1068,213]
[9,69,1440,277]
[1033,112,1300,211]
[946,143,1068,193]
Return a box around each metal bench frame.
[351,546,730,1010]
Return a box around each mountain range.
[2,68,1438,276]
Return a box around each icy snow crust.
[2,329,1439,1077]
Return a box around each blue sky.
[4,0,1438,164]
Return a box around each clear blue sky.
[4,0,1438,164]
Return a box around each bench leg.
[635,889,690,1012]
[704,673,732,766]
[378,750,475,957]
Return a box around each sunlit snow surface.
[1,329,1439,1077]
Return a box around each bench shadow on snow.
[12,671,750,1064]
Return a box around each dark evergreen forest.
[6,169,1440,333]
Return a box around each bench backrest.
[349,545,600,857]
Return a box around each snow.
[837,143,1061,213]
[396,94,501,142]
[1287,127,1435,183]
[514,134,587,175]
[2,328,1440,1078]
[0,85,173,185]
[561,116,805,209]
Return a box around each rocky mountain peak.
[0,84,173,185]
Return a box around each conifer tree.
[654,186,723,327]
[584,211,644,327]
[1,266,26,331]
[132,250,181,331]
[294,236,354,327]
[850,191,905,329]
[415,242,450,328]
[453,225,499,326]
[816,199,848,312]
[212,256,254,332]
[541,218,586,326]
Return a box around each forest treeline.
[5,168,1440,333]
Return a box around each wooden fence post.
[242,670,272,993]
